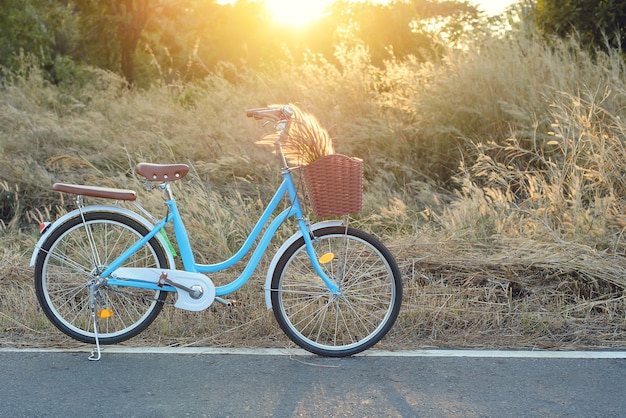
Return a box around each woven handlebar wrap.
[302,154,363,217]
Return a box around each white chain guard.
[113,268,216,311]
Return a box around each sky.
[473,0,518,16]
[220,1,521,27]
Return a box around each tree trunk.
[120,29,141,85]
[114,0,153,85]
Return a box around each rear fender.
[264,220,343,309]
[30,205,175,269]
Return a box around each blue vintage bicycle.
[31,106,402,360]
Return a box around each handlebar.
[246,105,294,121]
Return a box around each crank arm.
[158,272,202,299]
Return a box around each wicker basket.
[302,154,363,217]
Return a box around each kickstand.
[88,309,102,361]
[88,288,102,361]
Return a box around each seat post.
[160,182,174,201]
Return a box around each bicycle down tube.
[104,168,341,296]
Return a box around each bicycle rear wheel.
[270,226,402,356]
[34,212,170,344]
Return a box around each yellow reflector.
[97,309,114,319]
[318,253,335,264]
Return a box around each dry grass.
[386,236,626,350]
[2,23,626,351]
[3,232,625,351]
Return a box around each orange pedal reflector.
[97,309,114,319]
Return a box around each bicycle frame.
[102,166,340,297]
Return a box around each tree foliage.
[533,0,626,52]
[0,0,482,85]
[0,0,57,69]
[73,0,162,84]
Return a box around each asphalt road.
[0,349,625,417]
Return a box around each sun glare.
[264,0,331,27]
[217,0,518,28]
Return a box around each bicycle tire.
[34,211,170,344]
[270,226,402,356]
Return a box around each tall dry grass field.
[2,27,626,350]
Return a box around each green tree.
[0,0,54,69]
[322,0,480,65]
[0,0,484,85]
[75,0,165,84]
[0,0,80,83]
[533,0,626,51]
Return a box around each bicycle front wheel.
[271,226,402,356]
[34,212,170,344]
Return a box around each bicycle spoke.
[35,212,169,344]
[271,227,401,356]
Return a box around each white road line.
[1,347,625,358]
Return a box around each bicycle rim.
[271,227,402,356]
[35,213,169,344]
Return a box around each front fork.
[299,219,342,295]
